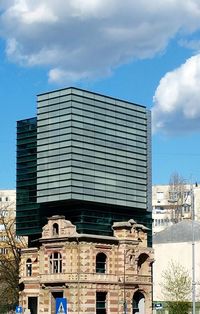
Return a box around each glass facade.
[37,88,149,209]
[16,88,152,243]
[16,118,40,236]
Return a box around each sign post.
[56,298,67,314]
[15,306,23,313]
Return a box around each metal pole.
[191,185,196,314]
[123,249,127,314]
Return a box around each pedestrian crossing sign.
[15,306,23,313]
[56,298,67,314]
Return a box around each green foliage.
[161,260,191,302]
[166,301,190,314]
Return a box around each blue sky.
[1,0,200,188]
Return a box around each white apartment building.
[0,190,16,253]
[152,184,200,234]
[0,189,16,216]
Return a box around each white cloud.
[152,54,200,134]
[48,68,92,84]
[1,0,200,83]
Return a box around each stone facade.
[19,216,154,314]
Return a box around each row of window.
[156,191,191,202]
[37,180,147,195]
[0,197,9,202]
[37,188,146,202]
[38,107,146,129]
[38,116,147,136]
[37,171,147,187]
[37,159,146,174]
[37,92,146,113]
[38,101,146,120]
[37,129,146,148]
[37,194,146,208]
[37,139,146,156]
[37,167,147,181]
[37,145,147,162]
[37,119,147,138]
[26,252,107,276]
[154,218,171,226]
[0,248,8,254]
[40,170,148,188]
[37,132,147,150]
[26,250,149,276]
[37,91,146,115]
[37,153,147,167]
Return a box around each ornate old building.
[19,216,154,314]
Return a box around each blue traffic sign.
[15,306,23,313]
[56,298,67,314]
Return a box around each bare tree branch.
[0,200,27,307]
[168,172,187,223]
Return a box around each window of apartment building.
[169,191,178,202]
[0,248,8,254]
[1,209,8,217]
[184,191,190,198]
[49,252,62,273]
[155,206,164,211]
[5,197,9,202]
[96,291,107,314]
[26,259,32,276]
[0,224,5,231]
[183,205,190,213]
[156,192,164,203]
[96,253,107,273]
[0,235,7,241]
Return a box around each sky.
[1,0,200,188]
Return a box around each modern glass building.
[16,87,152,243]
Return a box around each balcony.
[27,272,152,286]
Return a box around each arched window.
[96,253,107,273]
[132,291,145,314]
[49,252,62,273]
[26,258,32,276]
[137,253,149,275]
[52,223,59,236]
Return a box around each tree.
[161,260,191,314]
[168,172,187,223]
[0,200,27,311]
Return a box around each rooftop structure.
[16,87,152,243]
